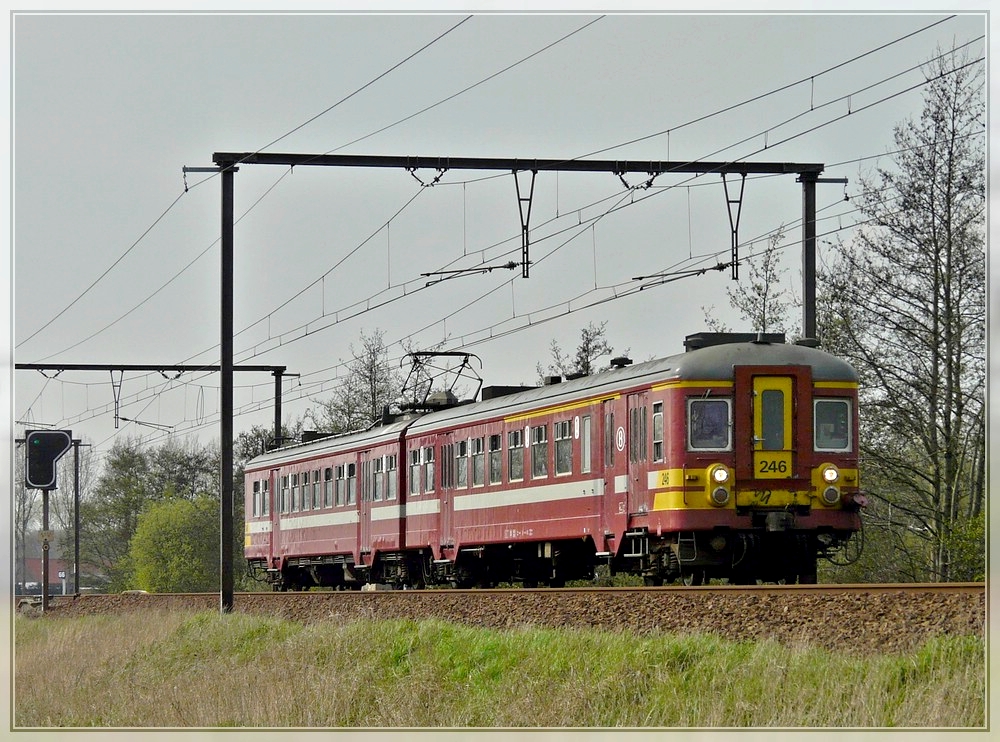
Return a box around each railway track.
[28,582,984,655]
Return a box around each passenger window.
[472,437,485,486]
[346,463,357,505]
[335,465,345,506]
[252,480,260,517]
[423,447,435,493]
[815,399,851,451]
[652,403,664,461]
[554,420,572,475]
[373,457,384,501]
[410,450,421,496]
[300,472,311,512]
[262,479,269,516]
[323,468,333,508]
[581,416,592,474]
[489,434,503,484]
[688,398,732,451]
[531,425,548,478]
[508,430,524,481]
[386,455,397,500]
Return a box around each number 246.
[758,459,788,474]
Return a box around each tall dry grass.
[13,611,985,728]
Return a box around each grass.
[12,611,985,728]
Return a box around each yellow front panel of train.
[752,376,793,479]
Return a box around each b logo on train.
[245,333,864,590]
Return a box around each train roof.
[406,338,857,434]
[246,337,857,470]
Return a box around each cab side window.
[688,398,732,451]
[814,399,851,452]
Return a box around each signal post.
[22,429,73,613]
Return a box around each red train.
[244,332,864,589]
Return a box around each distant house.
[15,557,107,595]
[15,529,107,594]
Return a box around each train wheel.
[681,569,705,586]
[797,566,818,584]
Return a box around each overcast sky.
[5,5,991,467]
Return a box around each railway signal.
[24,429,72,490]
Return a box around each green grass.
[13,611,985,728]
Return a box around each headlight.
[821,486,840,506]
[710,465,730,484]
[710,487,731,507]
[822,465,839,483]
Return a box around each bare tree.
[312,328,404,433]
[702,225,797,335]
[819,47,985,581]
[537,321,619,380]
[13,450,39,588]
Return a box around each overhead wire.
[21,14,603,384]
[15,191,187,350]
[31,20,983,445]
[571,15,963,162]
[53,176,899,437]
[221,38,986,365]
[42,106,984,442]
[43,75,984,439]
[96,181,945,449]
[14,15,474,358]
[323,15,605,155]
[249,16,474,158]
[40,17,972,366]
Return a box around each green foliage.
[129,496,220,592]
[943,514,985,582]
[74,434,251,593]
[79,437,152,591]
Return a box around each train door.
[359,454,373,555]
[734,366,810,483]
[627,392,650,512]
[601,398,627,548]
[439,437,454,551]
[268,469,281,568]
[751,376,794,479]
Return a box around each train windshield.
[688,398,732,450]
[814,399,851,451]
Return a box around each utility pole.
[220,164,235,613]
[797,173,848,342]
[73,438,81,596]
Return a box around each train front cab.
[627,351,862,585]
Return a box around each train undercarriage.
[249,523,856,591]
